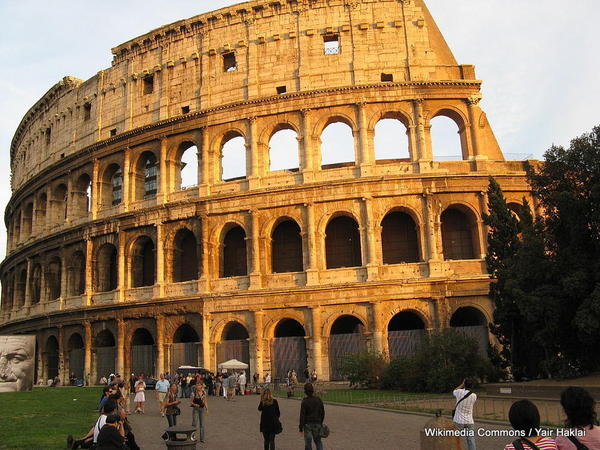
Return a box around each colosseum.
[0,0,535,384]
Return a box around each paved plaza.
[127,393,512,449]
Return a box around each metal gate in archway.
[132,345,155,376]
[388,330,425,360]
[216,340,249,366]
[328,333,366,381]
[171,342,200,372]
[96,347,115,381]
[272,337,308,381]
[69,348,85,379]
[454,325,489,357]
[47,350,59,380]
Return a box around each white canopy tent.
[217,359,249,370]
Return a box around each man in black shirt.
[299,383,325,450]
[96,413,125,450]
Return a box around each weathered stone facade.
[1,0,535,383]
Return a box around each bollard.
[164,425,197,450]
[420,410,465,450]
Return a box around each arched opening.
[329,315,366,381]
[73,173,92,218]
[325,216,362,269]
[172,229,198,282]
[171,324,200,372]
[47,257,62,300]
[374,118,410,161]
[441,207,479,260]
[101,163,123,207]
[53,184,68,223]
[131,328,155,376]
[22,203,34,238]
[320,121,355,168]
[271,220,303,273]
[67,251,86,296]
[96,243,118,292]
[130,236,155,287]
[272,319,308,381]
[387,311,426,360]
[13,211,21,243]
[134,151,158,200]
[430,115,464,161]
[221,226,247,277]
[15,269,27,308]
[269,128,300,171]
[94,329,116,382]
[177,143,199,190]
[30,264,42,304]
[450,306,489,356]
[508,202,525,221]
[381,211,420,264]
[221,133,246,181]
[217,322,250,367]
[36,193,47,231]
[45,336,60,380]
[67,333,85,380]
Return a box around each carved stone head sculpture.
[0,335,36,393]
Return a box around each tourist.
[163,382,181,427]
[300,382,325,450]
[452,378,477,450]
[214,374,221,397]
[180,374,188,398]
[155,373,169,417]
[99,375,108,385]
[259,388,281,450]
[133,376,146,414]
[222,373,229,399]
[556,387,600,449]
[98,386,112,412]
[265,372,271,387]
[96,413,125,450]
[304,367,310,381]
[129,373,137,394]
[503,400,557,449]
[191,382,208,443]
[227,373,236,400]
[239,371,246,395]
[311,369,318,383]
[68,399,117,449]
[253,372,259,387]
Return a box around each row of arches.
[39,306,488,382]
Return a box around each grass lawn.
[0,387,102,450]
[274,387,441,404]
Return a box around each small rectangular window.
[223,52,237,72]
[324,34,340,55]
[381,73,394,82]
[143,75,154,95]
[110,128,117,137]
[276,86,287,95]
[181,105,190,114]
[83,103,91,121]
[45,128,51,146]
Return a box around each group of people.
[453,379,600,450]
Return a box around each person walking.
[191,382,208,443]
[239,371,246,395]
[299,382,325,450]
[556,386,600,449]
[452,378,477,450]
[163,382,181,427]
[155,374,169,417]
[133,376,146,414]
[259,388,281,450]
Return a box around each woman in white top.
[134,376,146,414]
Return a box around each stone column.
[158,137,169,203]
[247,117,261,190]
[85,238,93,306]
[199,128,211,196]
[84,321,92,385]
[413,99,431,162]
[65,176,73,224]
[117,319,125,376]
[361,197,379,280]
[478,190,489,258]
[249,210,261,289]
[466,95,483,160]
[301,109,317,183]
[156,223,165,297]
[201,313,212,371]
[310,307,324,379]
[356,103,374,177]
[24,258,32,311]
[304,203,319,285]
[370,302,387,356]
[58,326,66,383]
[199,214,210,293]
[423,191,444,276]
[117,232,126,302]
[156,315,165,376]
[123,149,131,212]
[252,311,265,380]
[59,247,67,305]
[91,158,100,220]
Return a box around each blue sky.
[0,0,599,263]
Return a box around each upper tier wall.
[9,0,472,191]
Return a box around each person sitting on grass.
[68,399,117,449]
[556,387,600,450]
[503,399,557,450]
[96,413,125,450]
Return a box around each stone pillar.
[201,313,212,371]
[361,197,379,280]
[158,137,168,203]
[123,149,131,212]
[370,302,386,356]
[252,311,265,380]
[84,321,92,385]
[59,247,67,305]
[310,307,324,380]
[117,232,126,302]
[24,258,32,310]
[65,176,73,224]
[356,103,374,177]
[423,191,444,276]
[413,99,431,162]
[301,109,317,183]
[199,128,211,196]
[91,158,100,220]
[117,319,125,376]
[249,210,261,289]
[58,327,66,383]
[467,95,484,160]
[85,238,93,306]
[407,125,419,163]
[478,190,489,258]
[304,203,319,285]
[199,214,210,293]
[156,315,165,376]
[247,117,260,190]
[156,223,165,297]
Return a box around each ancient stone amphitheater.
[0,0,535,383]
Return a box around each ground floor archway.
[216,321,249,367]
[95,329,116,382]
[272,319,308,381]
[171,323,201,372]
[67,333,85,379]
[387,311,426,360]
[131,328,155,376]
[450,306,489,356]
[328,315,366,381]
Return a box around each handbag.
[173,406,181,416]
[452,391,472,418]
[274,419,283,435]
[320,424,330,438]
